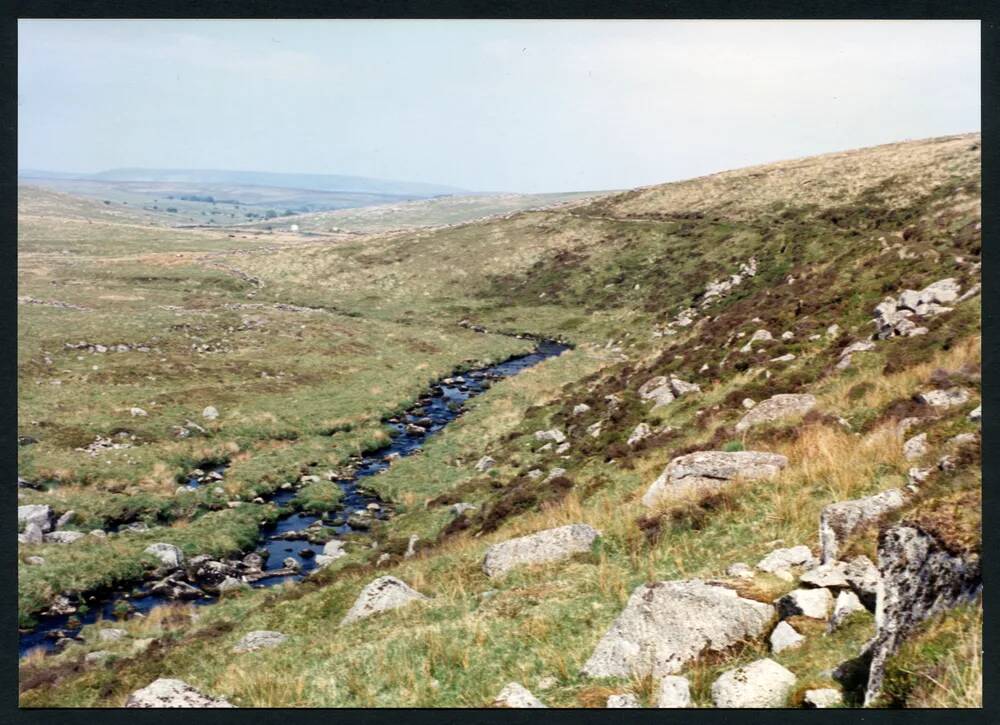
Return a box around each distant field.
[236,190,611,234]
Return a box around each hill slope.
[18,133,981,708]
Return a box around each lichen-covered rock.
[232,630,287,653]
[756,545,815,573]
[483,524,599,578]
[581,580,774,678]
[863,525,981,706]
[606,693,641,708]
[474,456,496,472]
[643,451,788,508]
[844,555,881,611]
[125,678,234,708]
[770,621,805,653]
[656,675,692,708]
[819,489,905,563]
[735,394,817,433]
[902,432,929,461]
[917,388,970,409]
[828,590,866,632]
[493,682,546,708]
[711,658,796,708]
[340,576,428,626]
[18,504,52,533]
[776,588,832,620]
[144,543,185,569]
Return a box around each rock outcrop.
[340,576,428,626]
[819,489,905,563]
[125,678,234,708]
[734,394,816,433]
[642,451,788,508]
[581,580,774,678]
[711,658,796,708]
[482,524,599,578]
[873,278,960,339]
[863,525,981,705]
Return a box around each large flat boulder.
[735,394,817,433]
[581,580,774,678]
[482,524,600,578]
[819,489,905,563]
[643,451,787,508]
[125,678,234,708]
[340,576,428,626]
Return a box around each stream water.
[19,340,569,657]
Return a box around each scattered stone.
[770,621,805,653]
[627,423,652,446]
[757,545,815,573]
[19,523,45,544]
[803,688,843,708]
[643,450,788,508]
[770,353,796,363]
[799,562,849,589]
[968,405,981,421]
[918,388,970,409]
[340,576,428,626]
[483,524,600,578]
[96,628,127,643]
[572,403,591,415]
[726,562,754,579]
[232,630,288,654]
[863,525,981,705]
[85,650,111,664]
[25,555,45,565]
[404,534,419,559]
[581,580,774,678]
[828,590,866,632]
[586,421,603,438]
[202,406,219,420]
[144,543,185,569]
[129,407,148,417]
[526,469,543,480]
[776,588,833,619]
[781,331,794,340]
[711,658,796,708]
[543,468,567,483]
[474,456,496,472]
[125,678,234,708]
[656,675,692,708]
[827,324,840,337]
[536,676,558,690]
[606,693,641,708]
[742,398,756,409]
[493,682,546,708]
[740,329,774,352]
[844,555,881,611]
[534,429,566,444]
[734,394,817,433]
[819,489,905,562]
[903,432,929,461]
[450,502,477,517]
[44,531,85,545]
[18,504,52,533]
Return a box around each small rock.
[735,394,817,433]
[129,407,148,417]
[742,398,756,410]
[450,502,477,517]
[726,562,754,579]
[803,688,843,708]
[770,621,805,653]
[97,628,127,643]
[340,576,428,626]
[757,545,815,573]
[44,531,86,545]
[968,405,981,421]
[627,423,652,446]
[202,406,219,420]
[144,543,185,569]
[536,676,558,690]
[776,588,833,620]
[85,650,111,664]
[125,678,234,708]
[711,658,796,708]
[799,562,849,589]
[493,682,546,708]
[474,456,496,472]
[483,524,600,578]
[844,555,881,611]
[918,388,970,409]
[18,504,52,533]
[534,429,566,444]
[233,630,288,653]
[572,403,591,416]
[903,432,929,461]
[828,590,866,632]
[656,675,692,708]
[606,693,641,708]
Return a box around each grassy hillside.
[18,133,981,708]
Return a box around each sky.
[18,20,980,193]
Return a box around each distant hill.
[19,168,468,198]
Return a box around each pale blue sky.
[18,20,980,193]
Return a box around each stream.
[19,340,569,657]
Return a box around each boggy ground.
[18,133,981,707]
